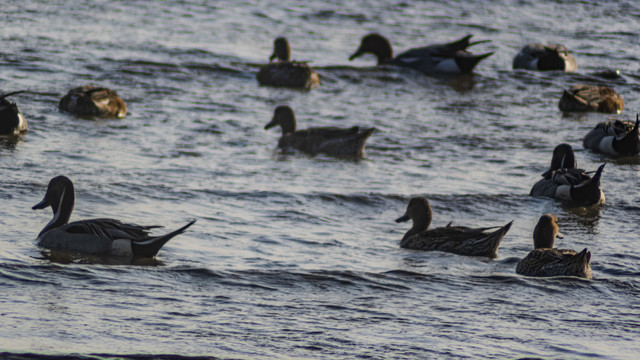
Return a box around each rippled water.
[2,0,640,359]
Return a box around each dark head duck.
[349,33,493,74]
[264,105,374,158]
[583,115,640,156]
[516,214,592,279]
[395,197,512,258]
[33,175,195,258]
[559,84,624,114]
[59,85,127,119]
[513,43,577,71]
[0,91,27,135]
[256,37,320,89]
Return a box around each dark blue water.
[1,0,640,359]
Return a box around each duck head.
[395,197,433,240]
[550,143,576,171]
[33,175,75,234]
[533,214,560,249]
[269,37,291,62]
[597,87,624,114]
[612,115,640,156]
[538,44,575,71]
[0,91,27,135]
[264,106,297,135]
[349,33,393,65]
[570,163,606,206]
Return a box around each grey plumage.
[583,115,640,156]
[513,43,577,71]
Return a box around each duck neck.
[40,188,74,235]
[280,113,297,135]
[403,204,432,240]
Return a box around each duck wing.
[63,218,161,241]
[531,168,590,197]
[280,126,374,157]
[517,248,592,278]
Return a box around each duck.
[583,114,639,156]
[349,33,493,74]
[32,175,195,258]
[512,43,577,71]
[558,84,624,114]
[256,37,320,89]
[516,214,593,279]
[530,144,606,206]
[59,85,127,118]
[395,197,512,258]
[264,105,375,157]
[0,91,27,135]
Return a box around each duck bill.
[395,213,410,223]
[269,50,277,62]
[264,117,277,130]
[349,49,363,61]
[32,198,50,210]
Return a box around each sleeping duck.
[33,175,195,258]
[256,37,320,89]
[583,115,639,156]
[516,214,592,279]
[59,85,127,118]
[530,144,605,206]
[264,105,375,158]
[558,84,624,114]
[513,43,577,71]
[0,91,27,135]
[395,197,512,258]
[349,33,493,74]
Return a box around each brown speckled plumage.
[395,197,512,258]
[256,37,319,89]
[516,214,593,279]
[559,84,624,114]
[59,85,127,119]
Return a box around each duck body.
[257,37,319,89]
[530,144,605,206]
[59,85,127,118]
[396,197,512,258]
[33,176,195,258]
[513,43,577,71]
[516,214,592,279]
[349,33,493,74]
[583,115,640,156]
[559,84,624,113]
[0,91,27,135]
[265,106,374,158]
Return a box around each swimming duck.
[530,144,605,206]
[33,176,195,258]
[264,105,375,157]
[349,33,493,74]
[59,85,127,118]
[516,214,593,279]
[395,197,512,258]
[513,43,577,71]
[583,115,639,156]
[256,37,320,89]
[558,84,624,114]
[0,91,27,135]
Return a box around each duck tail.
[445,34,474,50]
[564,248,592,278]
[477,220,513,258]
[455,52,494,73]
[0,90,26,101]
[468,39,491,47]
[131,219,196,258]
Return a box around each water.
[1,0,640,359]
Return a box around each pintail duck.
[264,105,375,158]
[513,43,577,71]
[558,84,624,114]
[530,144,605,206]
[583,115,640,157]
[516,214,593,279]
[256,37,320,89]
[0,91,27,135]
[59,85,127,118]
[395,197,512,258]
[33,176,195,258]
[349,33,493,74]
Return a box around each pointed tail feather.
[0,90,26,100]
[455,52,494,73]
[131,219,196,258]
[475,221,513,258]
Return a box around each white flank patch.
[433,59,461,73]
[598,136,616,155]
[555,185,572,200]
[111,239,133,256]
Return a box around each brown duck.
[395,197,512,258]
[59,85,127,118]
[256,37,320,89]
[516,214,593,279]
[264,106,374,158]
[558,84,624,114]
